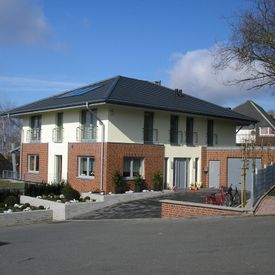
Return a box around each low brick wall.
[161,200,248,218]
[0,210,53,227]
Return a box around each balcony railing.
[52,127,64,143]
[26,128,41,143]
[143,128,159,144]
[186,131,198,146]
[236,134,256,144]
[76,126,97,142]
[169,130,183,145]
[206,133,218,146]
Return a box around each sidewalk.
[255,189,275,216]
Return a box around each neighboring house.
[234,100,275,146]
[1,76,257,193]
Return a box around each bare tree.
[214,0,275,89]
[0,101,22,154]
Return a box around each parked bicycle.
[205,185,240,207]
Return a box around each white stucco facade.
[21,103,238,188]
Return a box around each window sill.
[77,176,95,180]
[28,171,39,174]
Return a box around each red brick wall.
[161,201,244,217]
[67,142,164,193]
[21,143,48,183]
[68,143,102,192]
[104,143,164,193]
[201,147,275,188]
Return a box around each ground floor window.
[123,157,144,179]
[28,155,39,173]
[78,156,95,178]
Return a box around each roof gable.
[233,100,275,130]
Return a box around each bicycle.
[205,188,231,206]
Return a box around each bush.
[4,195,19,206]
[113,170,126,193]
[61,184,80,200]
[24,182,65,197]
[134,174,146,192]
[152,171,163,191]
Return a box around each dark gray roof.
[2,75,255,124]
[233,100,275,130]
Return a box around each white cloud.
[167,48,274,109]
[0,0,49,45]
[0,75,84,106]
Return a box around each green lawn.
[0,180,25,190]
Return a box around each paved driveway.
[74,190,210,220]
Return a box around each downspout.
[86,102,105,192]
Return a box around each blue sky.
[0,0,274,111]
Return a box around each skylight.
[58,84,103,98]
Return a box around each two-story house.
[2,76,255,193]
[234,100,275,146]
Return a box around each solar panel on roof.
[58,84,103,98]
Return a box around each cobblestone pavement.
[73,189,211,220]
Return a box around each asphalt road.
[1,216,275,274]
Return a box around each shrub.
[152,171,163,191]
[134,174,146,192]
[4,195,19,206]
[61,184,80,200]
[113,170,126,193]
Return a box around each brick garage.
[161,200,246,218]
[201,147,275,188]
[21,143,48,183]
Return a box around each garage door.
[227,158,261,191]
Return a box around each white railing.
[76,126,97,142]
[26,128,41,143]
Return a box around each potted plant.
[152,171,163,191]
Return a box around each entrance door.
[55,155,62,183]
[209,161,220,188]
[174,158,189,189]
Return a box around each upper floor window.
[78,156,95,178]
[207,119,214,146]
[52,112,64,143]
[259,127,275,137]
[56,112,63,127]
[28,115,41,143]
[28,155,39,173]
[143,112,154,144]
[186,117,194,146]
[81,110,97,127]
[170,115,180,145]
[123,157,144,179]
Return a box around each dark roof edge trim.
[5,102,106,117]
[105,100,256,124]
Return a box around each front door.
[209,160,220,188]
[174,158,189,189]
[55,155,62,183]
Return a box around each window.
[30,115,41,142]
[123,158,144,178]
[143,112,154,144]
[56,112,63,127]
[207,119,214,146]
[28,155,39,173]
[259,127,275,137]
[186,117,194,146]
[170,115,179,144]
[78,157,95,178]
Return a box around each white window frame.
[28,155,39,173]
[78,156,95,179]
[123,157,144,179]
[259,127,275,137]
